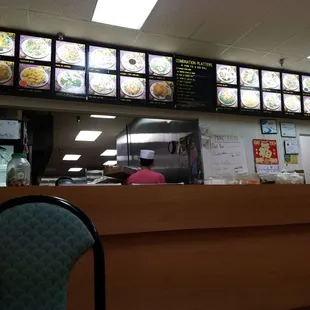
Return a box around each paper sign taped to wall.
[209,135,248,176]
[0,120,21,140]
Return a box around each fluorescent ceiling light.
[68,168,83,172]
[63,154,81,161]
[90,115,116,119]
[101,149,117,156]
[307,56,310,59]
[103,160,117,166]
[92,0,158,30]
[75,130,102,142]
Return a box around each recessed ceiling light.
[103,160,117,166]
[101,149,117,156]
[68,168,83,172]
[63,154,81,161]
[75,130,102,142]
[92,0,159,30]
[90,115,116,119]
[307,56,310,59]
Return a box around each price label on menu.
[175,56,215,109]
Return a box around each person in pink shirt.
[126,150,166,185]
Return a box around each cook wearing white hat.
[126,149,166,185]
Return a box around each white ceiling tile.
[192,0,278,45]
[0,1,29,10]
[179,40,228,59]
[0,7,29,29]
[272,28,310,58]
[219,47,266,64]
[29,0,97,21]
[28,11,139,46]
[234,0,310,52]
[255,53,302,70]
[133,32,185,53]
[142,0,215,38]
[284,59,310,73]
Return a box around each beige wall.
[2,96,310,176]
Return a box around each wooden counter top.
[0,185,309,235]
[2,185,310,310]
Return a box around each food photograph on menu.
[303,96,310,114]
[262,70,281,90]
[216,64,237,85]
[19,64,51,90]
[120,51,145,74]
[120,76,146,100]
[240,89,260,110]
[89,46,116,70]
[217,87,238,108]
[302,75,310,93]
[284,94,301,113]
[19,35,52,61]
[0,32,15,57]
[89,73,116,97]
[0,61,14,86]
[282,73,300,92]
[149,80,173,102]
[149,55,173,77]
[240,68,259,88]
[263,92,282,111]
[55,68,85,94]
[56,41,85,67]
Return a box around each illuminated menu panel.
[240,68,259,88]
[0,61,14,86]
[262,92,282,112]
[176,56,215,110]
[217,87,238,109]
[302,75,310,117]
[262,70,281,90]
[120,50,145,74]
[19,64,51,90]
[55,68,85,95]
[240,89,260,110]
[149,55,173,77]
[56,41,85,67]
[282,72,302,116]
[120,76,146,100]
[282,73,300,92]
[0,32,15,57]
[216,65,237,85]
[89,46,116,70]
[149,80,174,103]
[283,94,301,113]
[19,35,52,62]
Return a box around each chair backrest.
[0,195,106,310]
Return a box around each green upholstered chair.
[0,195,106,310]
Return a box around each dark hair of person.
[140,158,154,167]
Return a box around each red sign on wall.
[252,139,280,173]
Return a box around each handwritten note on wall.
[0,120,21,140]
[210,135,248,176]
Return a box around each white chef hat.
[140,150,155,160]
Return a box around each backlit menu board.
[176,56,215,110]
[0,32,15,89]
[239,67,261,113]
[302,75,310,117]
[18,34,52,94]
[282,73,301,116]
[149,54,174,107]
[88,45,117,102]
[120,50,146,104]
[55,41,86,99]
[261,70,282,115]
[216,65,238,112]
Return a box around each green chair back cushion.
[0,202,94,310]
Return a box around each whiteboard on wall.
[206,135,248,176]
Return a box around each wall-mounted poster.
[253,139,280,174]
[0,32,15,57]
[280,122,296,138]
[260,119,277,134]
